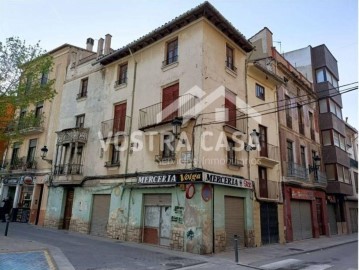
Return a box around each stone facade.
[107,220,126,240]
[245,229,255,248]
[170,228,184,251]
[43,217,63,229]
[69,219,90,234]
[126,226,141,243]
[214,230,226,253]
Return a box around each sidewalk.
[209,233,358,267]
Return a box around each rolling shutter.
[90,195,111,237]
[225,196,245,248]
[291,200,313,241]
[327,203,338,235]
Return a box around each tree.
[0,37,56,141]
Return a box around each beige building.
[0,43,93,225]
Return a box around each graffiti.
[172,206,184,224]
[186,229,194,240]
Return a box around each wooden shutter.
[162,83,179,122]
[225,90,236,127]
[113,103,127,133]
[259,125,268,157]
[258,166,268,198]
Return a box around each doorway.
[63,188,74,230]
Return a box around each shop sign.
[291,188,314,200]
[203,173,253,189]
[2,178,20,185]
[137,172,202,185]
[22,176,33,185]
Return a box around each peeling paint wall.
[44,187,65,228]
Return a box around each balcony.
[56,128,89,145]
[139,94,196,130]
[223,109,247,134]
[101,117,131,139]
[256,143,280,168]
[283,161,309,182]
[227,158,244,168]
[54,164,83,175]
[313,171,328,186]
[254,178,281,201]
[6,116,44,135]
[0,157,37,172]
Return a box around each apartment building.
[0,44,94,225]
[284,45,354,235]
[42,2,282,254]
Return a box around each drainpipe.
[124,48,137,239]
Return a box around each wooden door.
[90,195,111,237]
[113,103,127,133]
[258,166,268,198]
[225,90,236,127]
[259,125,268,157]
[162,83,179,122]
[63,188,74,230]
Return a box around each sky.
[0,0,357,128]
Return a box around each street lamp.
[40,146,53,164]
[245,129,260,152]
[171,116,183,140]
[309,155,321,181]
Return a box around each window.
[316,68,325,83]
[285,95,292,129]
[227,139,236,165]
[11,142,20,168]
[343,167,351,184]
[309,112,315,140]
[333,131,340,147]
[298,104,304,135]
[165,38,178,65]
[76,114,85,128]
[40,72,48,85]
[300,146,306,167]
[287,140,294,163]
[162,134,175,158]
[35,102,43,118]
[339,136,346,151]
[27,139,37,167]
[319,99,328,113]
[19,109,26,129]
[326,164,336,180]
[78,78,88,99]
[117,63,128,85]
[259,125,268,157]
[258,166,268,198]
[255,84,265,100]
[226,45,235,71]
[329,99,342,119]
[111,144,120,165]
[322,130,331,146]
[337,165,344,182]
[25,76,32,93]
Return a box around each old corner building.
[1,1,357,255]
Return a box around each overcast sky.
[1,0,357,128]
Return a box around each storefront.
[1,175,34,222]
[284,186,328,242]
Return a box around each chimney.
[104,34,112,55]
[86,38,94,51]
[97,38,104,57]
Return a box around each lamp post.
[309,155,321,182]
[245,129,260,152]
[40,146,53,164]
[171,116,183,140]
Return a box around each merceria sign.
[203,173,252,189]
[137,172,202,185]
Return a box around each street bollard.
[234,234,238,263]
[4,214,10,236]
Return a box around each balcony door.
[162,83,179,122]
[258,166,268,198]
[225,90,236,127]
[259,125,268,157]
[113,102,127,133]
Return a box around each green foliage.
[0,37,56,141]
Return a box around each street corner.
[0,250,56,270]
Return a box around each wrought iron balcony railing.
[101,116,131,139]
[1,157,37,171]
[254,178,281,200]
[284,161,308,180]
[6,116,44,134]
[139,94,197,130]
[315,171,328,185]
[54,164,83,175]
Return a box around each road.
[0,223,256,270]
[252,241,358,270]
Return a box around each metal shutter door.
[327,203,338,235]
[225,196,245,248]
[144,194,171,206]
[291,200,313,241]
[260,202,279,245]
[90,195,111,237]
[350,208,358,233]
